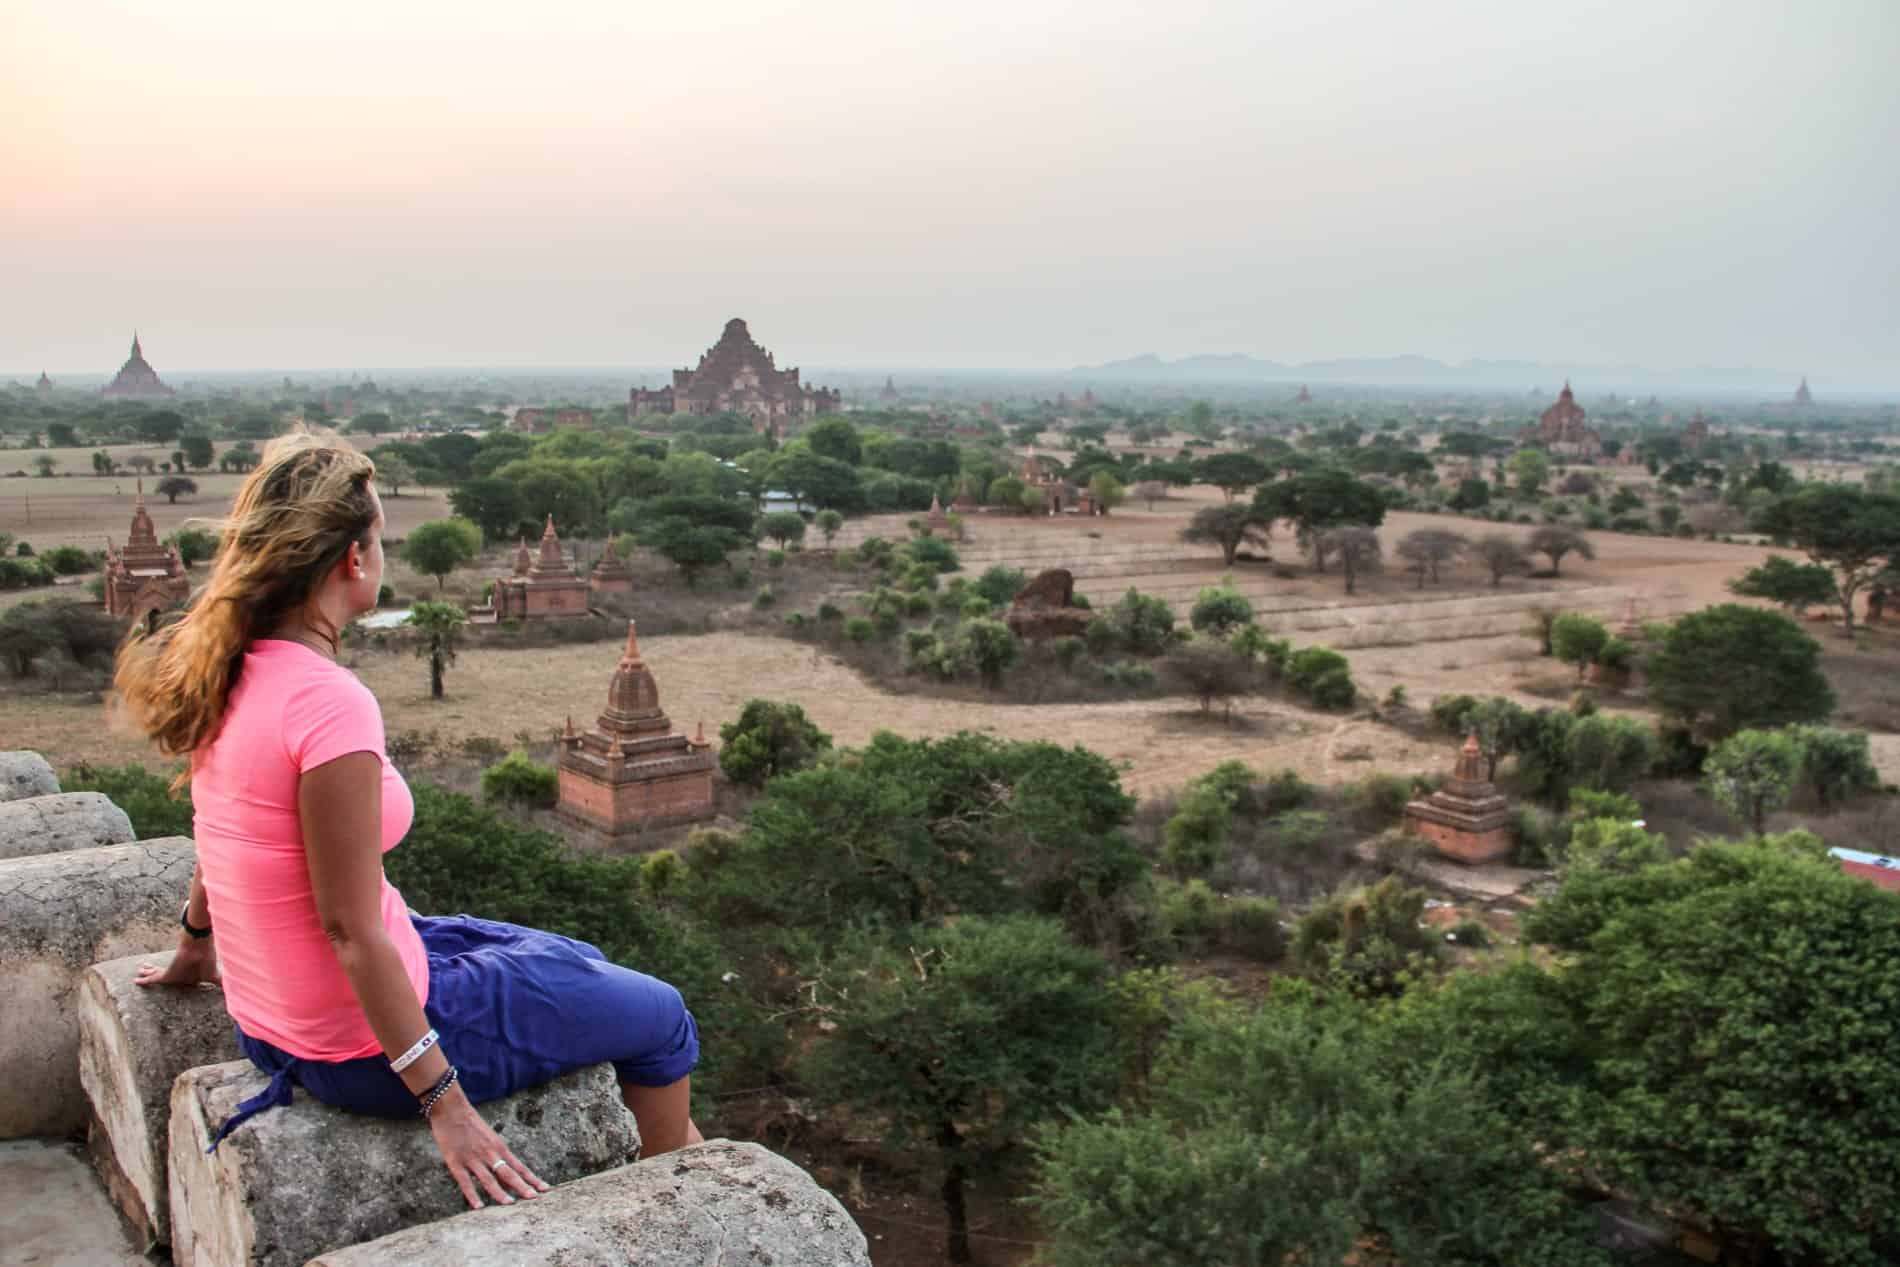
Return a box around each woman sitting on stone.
[118,434,700,1210]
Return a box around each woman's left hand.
[134,936,221,989]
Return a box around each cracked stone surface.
[170,1059,641,1267]
[0,837,196,1138]
[308,1140,872,1267]
[0,750,59,802]
[0,792,136,860]
[78,953,240,1247]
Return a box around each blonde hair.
[115,434,377,771]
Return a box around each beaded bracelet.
[389,1028,439,1074]
[419,1066,460,1118]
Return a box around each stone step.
[306,1140,871,1267]
[0,792,137,861]
[168,1060,641,1267]
[0,837,197,1139]
[77,954,241,1250]
[0,750,59,802]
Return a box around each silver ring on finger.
[489,1158,511,1173]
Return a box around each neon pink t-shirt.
[191,639,428,1061]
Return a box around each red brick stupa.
[103,482,190,624]
[102,334,175,399]
[490,516,590,620]
[557,621,716,843]
[588,535,634,598]
[1402,732,1513,864]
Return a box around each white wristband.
[389,1028,439,1074]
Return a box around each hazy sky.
[5,0,1897,380]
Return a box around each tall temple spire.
[131,332,142,360]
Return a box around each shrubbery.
[1284,646,1356,710]
[479,750,558,807]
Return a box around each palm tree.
[405,601,466,700]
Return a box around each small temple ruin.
[485,516,590,620]
[1402,733,1513,864]
[1521,382,1602,459]
[588,535,635,598]
[627,318,841,436]
[101,334,175,400]
[103,484,190,625]
[1681,408,1710,453]
[557,621,716,842]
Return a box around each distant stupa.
[1793,377,1813,408]
[102,334,175,399]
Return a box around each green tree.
[718,699,834,788]
[1181,503,1272,566]
[45,421,78,448]
[1189,582,1253,636]
[91,449,116,477]
[813,508,844,548]
[1449,476,1491,511]
[63,761,194,837]
[400,518,483,592]
[1255,468,1386,571]
[179,433,215,471]
[33,455,56,478]
[767,447,864,512]
[1088,470,1126,514]
[959,617,1020,687]
[636,495,754,586]
[1550,612,1609,679]
[1728,554,1840,616]
[405,600,465,699]
[349,411,395,436]
[1521,842,1900,1266]
[1190,452,1269,502]
[1165,639,1256,719]
[448,476,521,543]
[1033,983,1609,1267]
[759,510,806,550]
[1528,526,1594,575]
[135,409,186,445]
[1787,724,1882,809]
[1758,484,1900,630]
[1508,447,1550,495]
[1320,525,1381,595]
[374,455,417,496]
[480,750,559,808]
[153,475,196,504]
[1704,728,1801,834]
[805,916,1122,1264]
[1645,604,1834,740]
[803,416,862,466]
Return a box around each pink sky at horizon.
[5,0,1897,380]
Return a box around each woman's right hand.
[426,1086,549,1209]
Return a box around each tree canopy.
[1644,603,1834,740]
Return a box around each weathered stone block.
[0,750,59,802]
[308,1139,871,1267]
[78,954,240,1249]
[0,837,196,1139]
[0,791,137,860]
[168,1060,640,1267]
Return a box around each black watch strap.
[181,905,212,939]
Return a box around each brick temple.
[588,535,634,598]
[1521,382,1602,459]
[488,516,590,620]
[627,318,841,436]
[557,621,716,842]
[101,334,175,400]
[1402,733,1513,864]
[103,484,190,625]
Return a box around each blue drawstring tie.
[206,1046,296,1152]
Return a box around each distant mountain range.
[1073,352,1826,395]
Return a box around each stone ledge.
[307,1139,872,1267]
[78,954,240,1249]
[0,837,197,1139]
[168,1060,641,1267]
[0,792,137,860]
[0,750,59,802]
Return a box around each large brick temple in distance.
[627,317,841,437]
[557,621,716,844]
[1520,382,1602,459]
[101,334,175,399]
[103,484,190,625]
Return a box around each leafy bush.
[843,616,873,643]
[1788,724,1883,808]
[1645,604,1834,740]
[1101,587,1176,656]
[0,557,55,590]
[718,699,834,788]
[1162,787,1230,877]
[479,750,559,808]
[1292,876,1436,997]
[64,762,193,838]
[1550,613,1609,679]
[816,601,842,622]
[42,545,97,575]
[1189,583,1253,636]
[1096,660,1157,689]
[1284,646,1356,710]
[901,535,960,574]
[1704,728,1802,834]
[972,564,1026,607]
[1259,768,1315,813]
